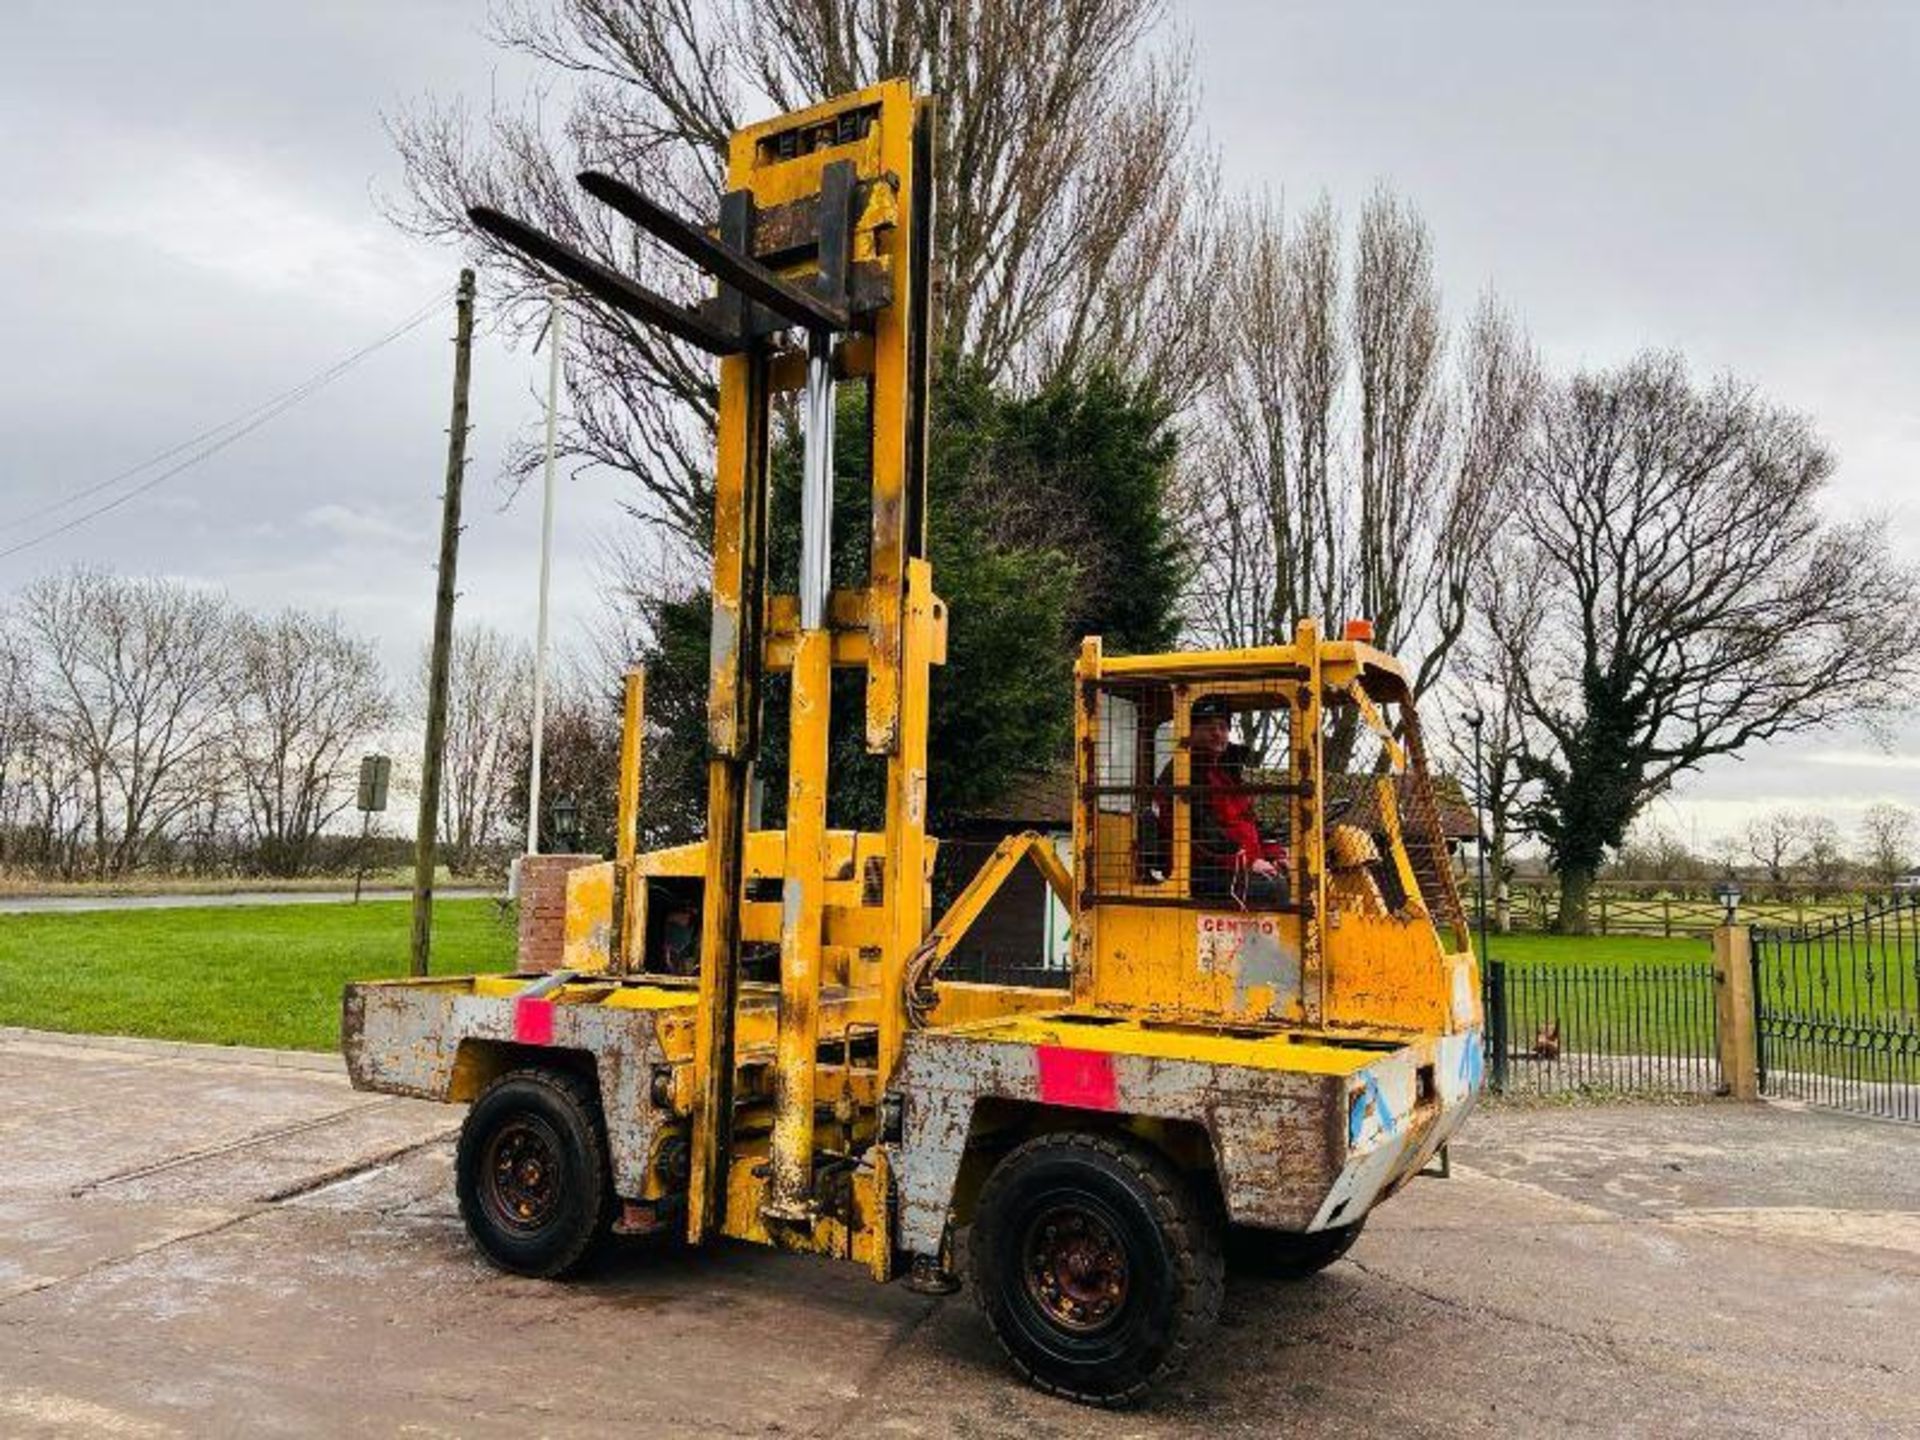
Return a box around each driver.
[1156,696,1289,905]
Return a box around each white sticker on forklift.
[1196,913,1278,972]
[1196,912,1300,1010]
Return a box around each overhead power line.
[0,288,453,563]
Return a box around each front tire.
[971,1131,1223,1407]
[456,1067,613,1278]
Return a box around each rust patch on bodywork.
[888,1019,1480,1255]
[343,978,673,1197]
[890,1027,1341,1252]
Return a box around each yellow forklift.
[344,80,1483,1406]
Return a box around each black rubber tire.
[456,1067,613,1279]
[970,1131,1224,1408]
[1226,1218,1365,1279]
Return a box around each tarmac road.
[0,1029,1914,1437]
[0,889,493,914]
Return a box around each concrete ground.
[0,1032,1914,1438]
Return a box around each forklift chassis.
[344,80,1482,1407]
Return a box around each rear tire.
[970,1131,1223,1407]
[1226,1218,1364,1279]
[456,1067,613,1279]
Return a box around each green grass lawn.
[1487,933,1704,966]
[1475,932,1718,1058]
[0,899,516,1053]
[1487,929,1915,1023]
[1482,931,1915,1075]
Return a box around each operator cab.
[1072,625,1471,1032]
[1092,682,1297,908]
[1084,674,1445,922]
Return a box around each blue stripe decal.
[1459,1031,1486,1092]
[1351,1071,1398,1145]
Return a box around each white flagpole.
[527,283,565,855]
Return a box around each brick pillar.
[516,855,599,973]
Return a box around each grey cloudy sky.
[3,2,1916,848]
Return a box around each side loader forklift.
[344,80,1483,1406]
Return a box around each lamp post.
[551,791,581,854]
[1464,710,1490,964]
[1714,880,1743,926]
[1465,708,1503,1092]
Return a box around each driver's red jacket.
[1152,753,1289,873]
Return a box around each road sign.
[358,754,392,813]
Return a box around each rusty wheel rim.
[1021,1203,1130,1333]
[482,1117,563,1233]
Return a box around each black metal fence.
[1753,898,1920,1123]
[945,948,1728,1101]
[1482,958,1722,1097]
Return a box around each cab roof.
[1084,634,1412,699]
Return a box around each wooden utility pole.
[411,268,475,977]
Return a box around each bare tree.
[0,620,33,865]
[504,660,627,855]
[1352,188,1446,660]
[429,625,534,875]
[1412,292,1537,694]
[587,537,714,846]
[1858,801,1915,888]
[11,719,92,878]
[0,615,80,876]
[1796,814,1847,897]
[1707,829,1745,879]
[1743,808,1802,887]
[1509,353,1920,930]
[16,570,235,877]
[1186,194,1532,706]
[1174,428,1275,659]
[225,609,394,876]
[1607,823,1710,882]
[14,574,116,874]
[1186,196,1345,652]
[387,0,1207,546]
[169,743,242,877]
[1353,204,1536,696]
[1446,536,1551,929]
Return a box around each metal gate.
[1482,957,1721,1097]
[1752,898,1920,1123]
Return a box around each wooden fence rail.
[1464,881,1909,937]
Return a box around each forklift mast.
[474,80,939,1244]
[688,84,937,1239]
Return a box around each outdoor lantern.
[551,791,581,853]
[1713,880,1743,924]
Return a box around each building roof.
[953,763,1076,829]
